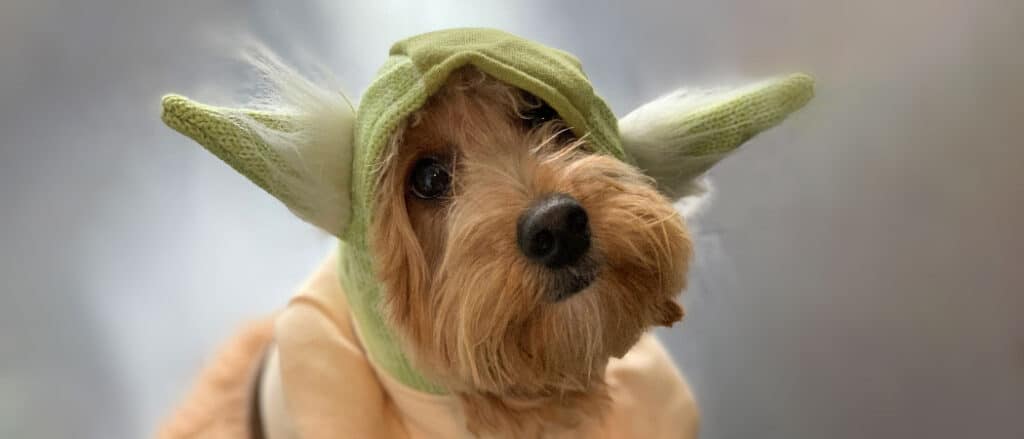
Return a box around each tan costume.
[157,252,699,439]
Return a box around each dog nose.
[517,193,591,268]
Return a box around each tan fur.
[371,68,692,436]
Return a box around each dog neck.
[337,240,610,435]
[337,240,447,394]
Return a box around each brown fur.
[371,68,692,436]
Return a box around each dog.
[157,28,812,438]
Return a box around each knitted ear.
[161,90,355,236]
[619,73,814,200]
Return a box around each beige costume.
[157,252,699,438]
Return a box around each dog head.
[373,67,689,399]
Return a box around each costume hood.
[160,28,814,393]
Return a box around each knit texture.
[677,73,814,156]
[618,73,815,198]
[160,95,354,235]
[161,95,299,205]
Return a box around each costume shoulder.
[262,252,408,439]
[599,334,700,439]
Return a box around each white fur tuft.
[619,74,813,217]
[233,45,356,236]
[618,84,759,205]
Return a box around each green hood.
[160,28,814,394]
[341,28,632,393]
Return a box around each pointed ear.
[619,73,814,201]
[161,91,355,236]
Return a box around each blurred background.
[1,0,1022,438]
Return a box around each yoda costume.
[156,28,813,438]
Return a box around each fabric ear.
[161,94,354,236]
[618,73,814,200]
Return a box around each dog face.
[371,68,690,399]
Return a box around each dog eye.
[409,157,452,200]
[522,102,559,128]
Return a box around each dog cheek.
[653,299,685,327]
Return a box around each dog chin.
[545,257,600,302]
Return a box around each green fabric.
[678,73,814,156]
[158,27,814,396]
[619,73,815,198]
[160,95,301,208]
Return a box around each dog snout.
[516,193,591,269]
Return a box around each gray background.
[1,1,1021,438]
